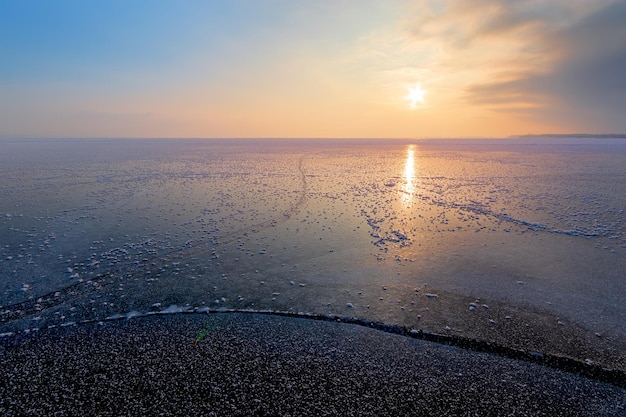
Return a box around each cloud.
[462,0,626,131]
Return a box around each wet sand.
[1,313,624,416]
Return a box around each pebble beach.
[2,313,624,416]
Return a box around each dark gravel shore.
[1,313,624,416]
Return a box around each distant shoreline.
[510,134,626,139]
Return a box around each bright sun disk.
[406,84,427,108]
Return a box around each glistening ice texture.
[1,138,625,370]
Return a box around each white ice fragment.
[126,311,143,320]
[346,303,354,309]
[159,305,189,314]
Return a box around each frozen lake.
[1,138,625,371]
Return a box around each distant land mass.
[510,133,626,139]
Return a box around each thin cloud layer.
[460,0,626,130]
[0,1,624,137]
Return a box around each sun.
[406,83,427,108]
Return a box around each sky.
[1,0,625,139]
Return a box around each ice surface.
[0,137,625,370]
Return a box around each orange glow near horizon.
[0,1,622,139]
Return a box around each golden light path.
[401,144,417,205]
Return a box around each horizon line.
[2,133,626,141]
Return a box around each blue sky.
[1,0,625,138]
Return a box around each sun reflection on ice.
[402,145,417,205]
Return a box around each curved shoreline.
[2,312,625,416]
[2,307,624,389]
